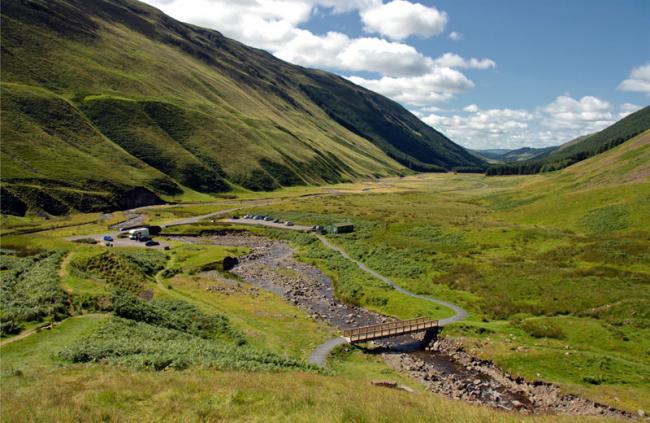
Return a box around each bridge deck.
[343,317,438,343]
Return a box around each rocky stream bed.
[181,233,633,418]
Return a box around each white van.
[128,228,150,241]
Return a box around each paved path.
[308,235,468,366]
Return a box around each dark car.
[103,235,114,242]
[145,240,160,247]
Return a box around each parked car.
[264,216,273,221]
[284,221,294,226]
[254,215,263,220]
[103,235,114,242]
[273,218,281,223]
[232,215,240,219]
[145,240,160,247]
[244,214,251,219]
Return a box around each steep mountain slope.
[0,0,483,216]
[486,106,650,175]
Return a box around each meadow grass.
[1,138,648,417]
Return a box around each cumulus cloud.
[432,53,496,70]
[337,38,433,76]
[449,31,463,41]
[360,0,448,40]
[619,102,642,118]
[540,95,613,130]
[618,63,650,95]
[421,108,534,148]
[349,68,474,106]
[419,95,622,149]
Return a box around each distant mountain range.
[0,0,484,216]
[485,106,650,175]
[472,146,558,163]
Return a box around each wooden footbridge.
[342,317,438,343]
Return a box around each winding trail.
[309,235,468,366]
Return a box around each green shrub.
[70,251,149,293]
[518,319,566,339]
[116,250,167,275]
[0,252,68,335]
[59,317,313,372]
[581,205,629,233]
[111,291,246,345]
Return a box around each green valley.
[1,0,649,421]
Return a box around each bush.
[518,319,566,339]
[0,252,68,335]
[70,251,149,293]
[116,249,167,275]
[111,291,246,345]
[59,317,313,372]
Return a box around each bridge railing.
[343,317,438,342]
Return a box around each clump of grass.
[115,249,167,276]
[111,291,246,345]
[517,318,566,339]
[0,251,68,335]
[59,317,313,372]
[580,204,629,233]
[70,251,150,294]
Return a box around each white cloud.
[432,53,495,70]
[619,102,642,118]
[540,95,613,130]
[360,0,448,40]
[422,108,535,149]
[335,37,432,76]
[618,63,650,95]
[449,31,463,41]
[418,95,623,149]
[349,68,474,106]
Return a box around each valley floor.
[2,137,649,421]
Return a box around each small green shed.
[326,223,354,234]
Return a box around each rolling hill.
[486,106,650,175]
[473,146,557,163]
[0,0,484,216]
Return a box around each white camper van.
[128,228,150,241]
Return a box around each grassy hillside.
[0,0,483,216]
[1,134,648,417]
[244,133,650,412]
[486,106,650,175]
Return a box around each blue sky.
[144,0,649,149]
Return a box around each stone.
[371,380,398,388]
